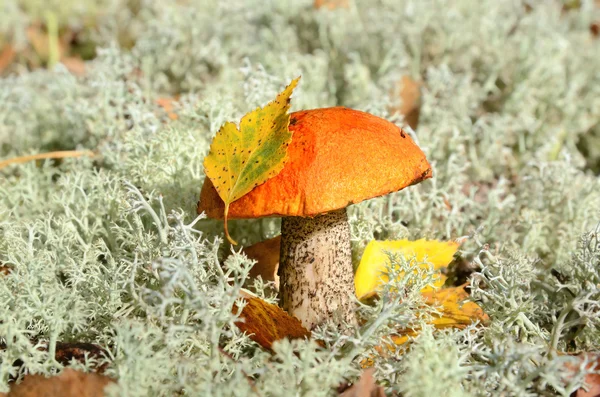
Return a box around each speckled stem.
[279,208,356,330]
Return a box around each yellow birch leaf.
[354,239,460,300]
[363,286,488,367]
[387,287,487,346]
[422,285,489,328]
[204,77,300,244]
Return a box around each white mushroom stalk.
[279,208,356,330]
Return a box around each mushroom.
[198,107,431,329]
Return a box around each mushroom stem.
[279,208,356,329]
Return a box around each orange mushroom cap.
[197,107,432,219]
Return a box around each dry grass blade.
[0,150,96,170]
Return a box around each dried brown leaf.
[391,75,421,130]
[244,235,281,288]
[0,263,11,275]
[156,97,179,121]
[339,369,386,397]
[6,369,113,397]
[566,353,600,397]
[61,57,86,76]
[314,0,349,9]
[422,285,489,329]
[54,342,109,372]
[591,22,599,38]
[0,45,16,74]
[234,291,311,351]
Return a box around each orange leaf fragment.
[0,263,10,275]
[391,75,421,130]
[591,22,599,37]
[233,291,310,351]
[5,368,113,397]
[244,235,281,288]
[365,331,416,366]
[566,353,600,397]
[0,45,16,74]
[422,286,489,329]
[61,57,86,76]
[314,0,349,9]
[156,97,179,121]
[339,369,386,397]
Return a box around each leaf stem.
[224,204,237,245]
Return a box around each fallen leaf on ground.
[591,22,599,37]
[53,342,109,372]
[204,77,300,244]
[7,22,87,74]
[1,341,109,386]
[0,45,16,73]
[314,0,349,9]
[0,263,10,275]
[4,368,113,397]
[366,287,487,365]
[244,235,281,288]
[156,97,179,120]
[566,353,600,397]
[60,57,86,76]
[422,285,489,329]
[354,239,461,300]
[234,290,310,351]
[391,75,421,130]
[339,369,386,397]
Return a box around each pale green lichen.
[1,0,600,395]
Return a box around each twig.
[0,150,96,170]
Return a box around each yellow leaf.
[363,286,488,367]
[422,286,489,328]
[354,239,460,300]
[204,77,300,244]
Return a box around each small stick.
[0,150,95,170]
